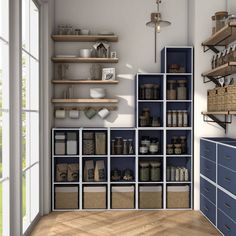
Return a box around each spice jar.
[140,115,148,127]
[215,11,228,32]
[115,137,123,155]
[167,80,177,100]
[183,110,188,127]
[167,110,172,127]
[212,15,216,35]
[167,144,174,155]
[139,85,145,100]
[172,110,177,127]
[174,144,182,155]
[140,162,150,181]
[144,84,154,100]
[149,139,159,154]
[153,84,160,100]
[180,136,187,154]
[177,111,183,127]
[150,161,161,181]
[177,80,187,100]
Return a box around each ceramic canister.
[98,108,110,119]
[69,110,79,119]
[55,110,66,119]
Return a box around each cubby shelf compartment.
[201,111,232,132]
[202,62,236,86]
[51,34,118,42]
[52,98,118,104]
[202,22,236,53]
[51,57,119,64]
[52,80,119,85]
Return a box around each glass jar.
[183,110,188,127]
[184,168,189,181]
[174,144,182,155]
[139,85,145,100]
[140,115,148,127]
[167,80,177,100]
[128,139,134,154]
[144,84,154,100]
[153,84,160,100]
[139,145,148,154]
[149,139,159,154]
[123,139,128,155]
[111,139,116,155]
[177,110,183,127]
[115,137,123,155]
[167,144,174,155]
[175,168,180,182]
[167,110,172,127]
[166,166,171,181]
[140,162,150,181]
[141,136,150,147]
[171,166,176,181]
[172,110,177,127]
[150,161,161,181]
[142,108,151,126]
[215,11,228,32]
[180,136,187,154]
[177,80,187,100]
[179,168,185,181]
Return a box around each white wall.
[54,0,188,127]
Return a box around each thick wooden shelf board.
[52,35,118,42]
[52,57,119,63]
[52,98,118,103]
[52,80,119,84]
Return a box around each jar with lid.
[141,136,150,147]
[215,11,228,32]
[139,85,145,100]
[182,110,188,127]
[179,168,185,181]
[123,139,128,155]
[153,84,160,100]
[184,168,189,181]
[177,111,183,127]
[115,137,123,155]
[171,136,179,145]
[149,139,159,154]
[180,136,187,154]
[150,161,161,181]
[167,110,172,127]
[142,108,151,126]
[212,15,216,35]
[111,139,116,155]
[174,144,182,155]
[139,145,148,154]
[170,166,176,181]
[172,110,177,127]
[167,80,177,100]
[166,166,171,181]
[167,144,174,155]
[140,115,148,127]
[128,139,134,154]
[139,162,150,181]
[175,168,180,182]
[144,84,154,100]
[177,80,187,100]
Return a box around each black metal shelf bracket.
[203,114,232,133]
[203,76,222,86]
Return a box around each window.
[22,0,40,232]
[0,0,10,235]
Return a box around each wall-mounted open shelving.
[52,80,119,85]
[51,57,119,63]
[52,98,118,104]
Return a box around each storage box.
[112,186,134,209]
[95,132,106,155]
[55,133,66,155]
[139,186,162,209]
[83,186,106,209]
[66,132,78,155]
[207,89,216,112]
[226,85,236,111]
[167,185,190,209]
[55,186,78,209]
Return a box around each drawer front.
[200,157,216,182]
[218,165,236,196]
[218,145,236,172]
[218,210,236,236]
[200,140,216,162]
[200,177,216,204]
[200,194,216,225]
[218,189,236,222]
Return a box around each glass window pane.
[22,112,30,170]
[30,164,39,220]
[22,0,30,51]
[0,0,9,41]
[30,112,39,165]
[22,171,30,232]
[30,58,39,111]
[22,52,30,110]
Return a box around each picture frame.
[102,68,116,81]
[110,51,117,59]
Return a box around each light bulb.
[157,24,161,33]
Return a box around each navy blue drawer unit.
[218,144,236,172]
[200,194,216,225]
[218,210,236,236]
[200,140,216,162]
[218,189,236,223]
[200,157,216,182]
[200,177,216,204]
[200,138,236,235]
[218,165,236,196]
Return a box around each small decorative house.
[93,41,110,58]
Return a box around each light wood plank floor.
[31,211,220,236]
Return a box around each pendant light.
[146,0,171,62]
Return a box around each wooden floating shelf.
[201,111,229,115]
[52,98,118,104]
[202,22,236,47]
[202,62,236,78]
[51,35,118,42]
[52,80,119,84]
[51,57,119,63]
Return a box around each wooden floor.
[31,211,220,236]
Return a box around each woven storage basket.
[167,185,189,209]
[226,85,236,111]
[139,186,162,209]
[216,87,226,111]
[55,186,79,209]
[83,140,95,155]
[83,186,106,209]
[112,186,134,209]
[207,89,214,112]
[83,132,94,140]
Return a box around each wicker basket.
[216,87,226,111]
[83,186,106,209]
[55,186,79,209]
[167,185,190,209]
[207,89,217,112]
[139,186,162,209]
[112,186,135,209]
[225,85,236,111]
[83,140,95,155]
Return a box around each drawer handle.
[204,206,209,212]
[224,202,231,209]
[224,225,231,232]
[224,156,232,160]
[204,187,210,193]
[224,177,231,183]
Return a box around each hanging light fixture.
[146,0,171,62]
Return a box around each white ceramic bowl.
[90,88,106,99]
[80,29,90,35]
[79,49,92,58]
